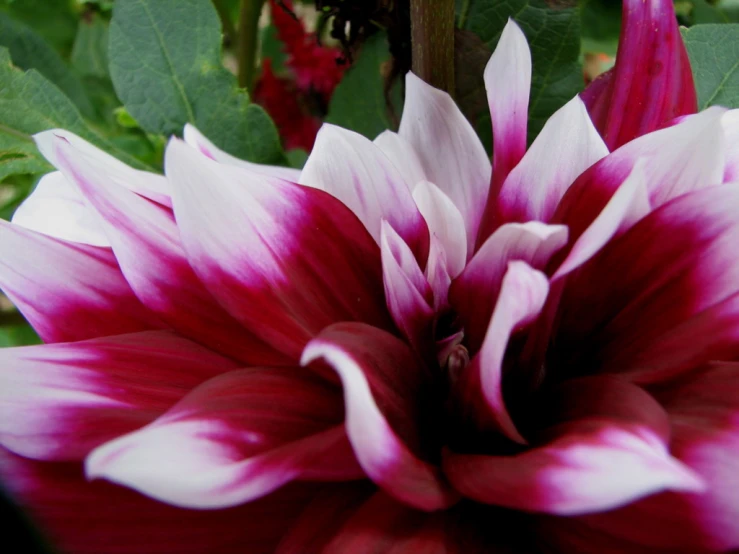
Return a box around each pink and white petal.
[450,222,567,353]
[399,73,491,256]
[552,159,649,280]
[381,222,435,356]
[554,106,726,244]
[34,129,171,207]
[53,138,287,366]
[87,368,362,509]
[493,95,608,227]
[300,124,429,259]
[413,181,467,276]
[445,376,704,515]
[0,331,236,461]
[11,171,109,246]
[723,109,739,182]
[454,262,549,444]
[0,220,160,343]
[302,322,459,511]
[166,138,392,360]
[0,448,318,554]
[373,130,427,189]
[183,124,302,182]
[581,0,697,151]
[556,184,739,384]
[425,235,453,312]
[485,18,531,195]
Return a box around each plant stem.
[237,0,265,91]
[409,0,456,97]
[213,0,237,46]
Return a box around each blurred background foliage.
[0,0,738,346]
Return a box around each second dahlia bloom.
[2,0,739,552]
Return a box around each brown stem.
[237,0,266,91]
[409,0,456,97]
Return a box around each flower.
[2,0,739,552]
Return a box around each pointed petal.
[183,124,302,181]
[454,262,549,443]
[53,138,286,365]
[450,222,567,353]
[0,221,159,343]
[11,171,109,246]
[0,448,318,554]
[425,235,453,312]
[87,368,362,509]
[302,322,459,511]
[485,19,531,194]
[300,124,429,260]
[399,73,491,257]
[373,130,427,188]
[445,376,704,515]
[34,129,171,207]
[0,331,236,461]
[413,181,467,276]
[166,139,392,360]
[492,96,607,228]
[380,222,435,356]
[581,0,698,150]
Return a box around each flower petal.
[300,124,429,260]
[166,139,392,359]
[723,109,739,182]
[445,376,704,515]
[581,0,697,150]
[87,368,362,509]
[373,130,427,189]
[425,234,453,312]
[301,322,459,511]
[0,448,318,554]
[413,181,467,277]
[183,123,302,182]
[53,137,286,365]
[0,220,159,343]
[454,262,549,444]
[491,95,608,230]
[399,72,491,257]
[450,222,567,353]
[0,331,236,461]
[11,171,109,246]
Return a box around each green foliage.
[108,0,285,164]
[0,0,79,57]
[326,33,400,140]
[682,23,739,108]
[580,0,621,55]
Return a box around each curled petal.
[302,322,459,511]
[373,130,427,189]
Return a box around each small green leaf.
[682,24,739,109]
[0,12,95,118]
[109,0,285,164]
[72,12,110,79]
[326,33,400,139]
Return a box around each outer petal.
[454,262,549,444]
[445,376,703,515]
[723,109,739,182]
[301,322,459,511]
[87,368,362,509]
[11,171,109,246]
[183,123,302,182]
[581,0,698,150]
[373,130,427,189]
[490,96,608,230]
[0,220,159,343]
[450,222,567,353]
[34,129,171,207]
[54,138,286,365]
[399,73,491,258]
[0,331,236,461]
[166,139,392,359]
[300,124,429,260]
[0,448,318,554]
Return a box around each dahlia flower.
[2,0,739,552]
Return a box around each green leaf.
[326,33,400,139]
[72,12,110,79]
[0,47,151,181]
[261,24,288,75]
[108,0,285,164]
[682,24,739,109]
[461,0,582,143]
[0,0,79,57]
[0,12,95,118]
[580,0,621,55]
